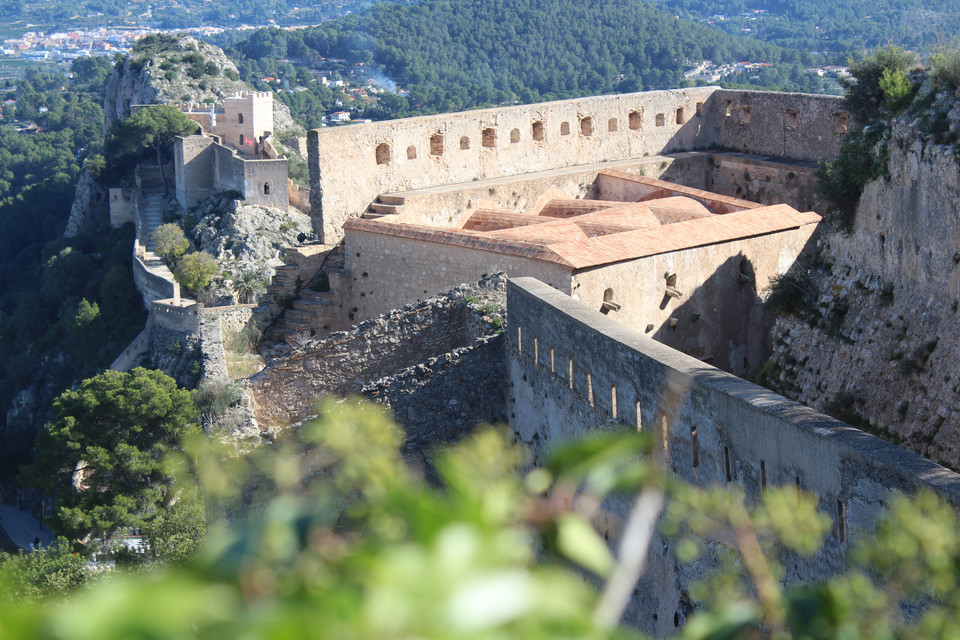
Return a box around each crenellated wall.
[307,88,846,243]
[505,276,960,637]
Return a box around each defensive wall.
[308,88,845,242]
[174,136,289,211]
[505,276,960,637]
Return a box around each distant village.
[0,25,408,129]
[683,60,850,83]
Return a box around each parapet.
[307,88,846,243]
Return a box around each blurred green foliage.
[2,398,960,639]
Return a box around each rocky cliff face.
[759,86,960,469]
[188,193,313,305]
[103,35,304,138]
[103,36,246,129]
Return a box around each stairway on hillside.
[138,191,175,282]
[266,243,346,342]
[362,193,405,220]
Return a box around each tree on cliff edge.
[19,368,199,546]
[109,105,199,193]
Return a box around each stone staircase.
[362,193,405,220]
[266,244,346,341]
[137,191,177,285]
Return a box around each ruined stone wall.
[708,153,827,214]
[361,336,506,453]
[571,222,818,377]
[248,277,503,427]
[506,277,960,638]
[151,299,201,333]
[308,89,846,243]
[213,143,247,196]
[132,252,176,304]
[381,154,712,229]
[109,188,138,228]
[199,305,256,382]
[309,88,717,242]
[343,227,571,324]
[704,90,847,162]
[242,157,289,209]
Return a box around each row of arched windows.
[374,104,702,165]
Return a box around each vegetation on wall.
[815,46,920,232]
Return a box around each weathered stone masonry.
[506,276,960,638]
[308,88,847,243]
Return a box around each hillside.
[650,0,960,55]
[223,0,821,122]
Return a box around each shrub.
[173,252,218,291]
[193,379,244,421]
[815,126,888,231]
[764,270,812,317]
[843,46,920,121]
[931,46,960,90]
[151,223,189,263]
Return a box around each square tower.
[218,91,274,154]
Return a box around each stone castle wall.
[505,276,960,638]
[308,88,845,242]
[361,336,507,455]
[175,136,289,210]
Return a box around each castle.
[174,91,290,211]
[109,83,960,636]
[270,86,960,635]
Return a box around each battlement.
[506,276,960,636]
[308,88,847,243]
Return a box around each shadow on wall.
[648,231,819,377]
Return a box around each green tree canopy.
[173,251,218,291]
[20,368,199,546]
[108,105,200,192]
[843,46,920,122]
[151,223,190,264]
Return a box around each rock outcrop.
[759,84,960,469]
[187,193,313,305]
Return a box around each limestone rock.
[104,36,247,129]
[63,167,109,238]
[187,194,312,304]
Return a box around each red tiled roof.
[344,175,820,270]
[597,169,762,213]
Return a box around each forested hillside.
[0,60,146,487]
[651,0,960,55]
[218,0,819,122]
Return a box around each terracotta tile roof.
[462,209,554,232]
[597,169,762,213]
[537,199,629,218]
[344,176,821,270]
[488,219,588,244]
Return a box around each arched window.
[532,121,544,141]
[376,143,391,165]
[238,113,244,124]
[263,182,270,195]
[482,128,496,148]
[239,134,245,146]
